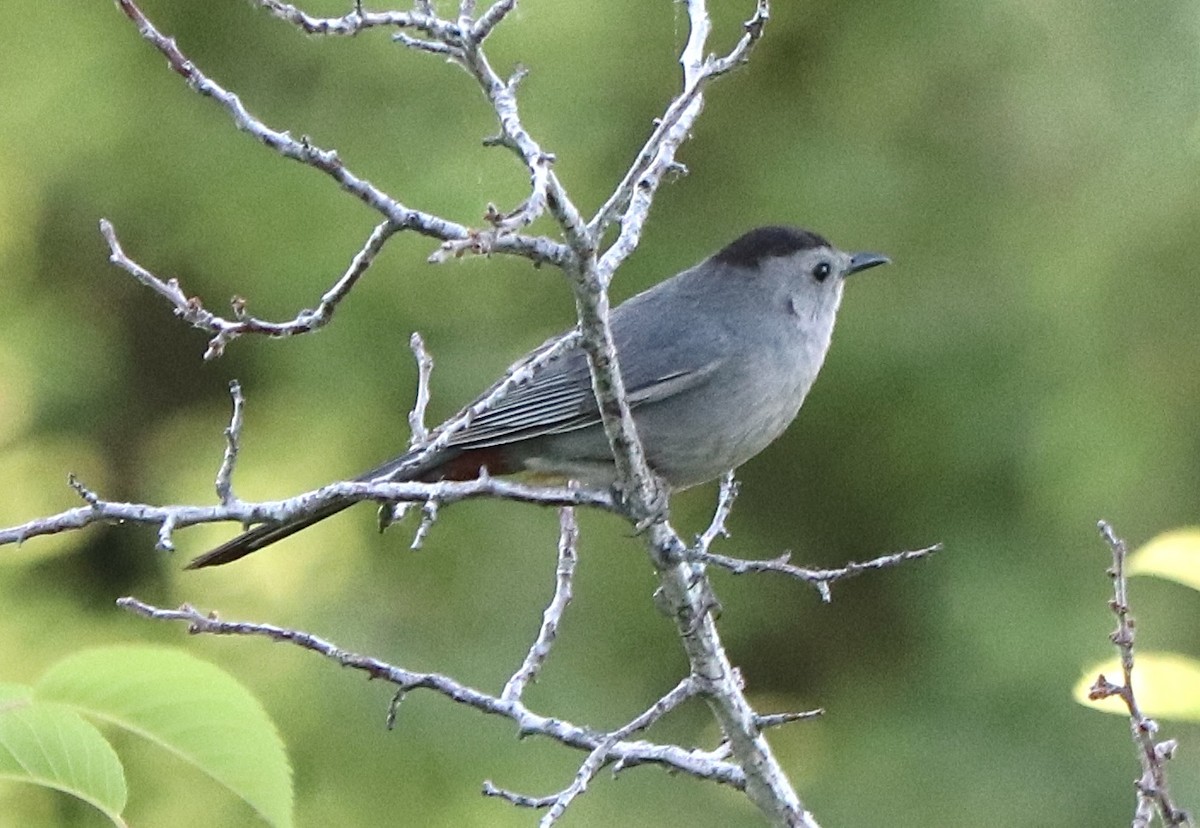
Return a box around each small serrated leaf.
[1128,528,1200,592]
[35,645,293,828]
[0,699,128,826]
[1075,652,1200,721]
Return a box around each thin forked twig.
[214,380,245,506]
[115,597,746,788]
[503,506,580,702]
[694,544,944,603]
[1091,521,1190,828]
[0,474,613,551]
[590,0,770,277]
[113,0,567,269]
[407,332,435,446]
[99,219,399,359]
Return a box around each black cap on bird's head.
[713,226,831,269]
[713,225,890,277]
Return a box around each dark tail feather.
[184,450,435,570]
[183,444,504,569]
[184,498,355,570]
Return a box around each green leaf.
[0,682,33,705]
[1075,652,1200,721]
[0,698,128,826]
[35,645,293,828]
[1128,528,1200,592]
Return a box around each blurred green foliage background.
[3,0,1200,825]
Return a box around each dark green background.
[3,0,1199,824]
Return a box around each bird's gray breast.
[617,281,834,489]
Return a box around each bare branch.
[535,677,700,825]
[301,219,401,333]
[503,506,580,702]
[407,332,435,446]
[481,782,555,809]
[393,32,455,56]
[100,218,399,359]
[472,0,519,42]
[254,0,454,39]
[0,333,614,553]
[67,473,101,508]
[116,598,747,788]
[113,0,567,268]
[590,0,771,275]
[379,331,437,533]
[696,471,738,554]
[704,0,771,77]
[214,380,245,506]
[636,519,822,827]
[261,0,581,258]
[156,513,178,552]
[755,708,824,730]
[454,45,589,248]
[1092,521,1191,827]
[0,476,613,549]
[482,146,551,236]
[457,0,477,28]
[694,544,944,603]
[409,499,440,549]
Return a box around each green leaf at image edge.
[0,699,128,826]
[1128,527,1200,592]
[1074,652,1200,722]
[34,644,293,828]
[0,682,34,705]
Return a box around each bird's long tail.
[184,441,513,569]
[184,451,428,570]
[184,498,355,570]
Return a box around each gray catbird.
[187,226,888,569]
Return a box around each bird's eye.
[812,262,832,282]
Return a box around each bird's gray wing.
[439,271,733,451]
[441,339,723,450]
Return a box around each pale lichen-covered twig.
[115,597,746,789]
[502,506,579,702]
[1090,521,1190,828]
[113,0,568,271]
[214,381,245,507]
[694,544,945,603]
[695,471,739,554]
[253,0,577,258]
[590,0,771,280]
[486,676,701,826]
[99,218,400,359]
[0,475,613,551]
[407,333,435,446]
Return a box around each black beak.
[847,252,890,275]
